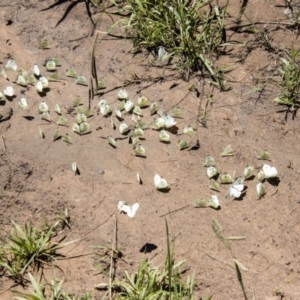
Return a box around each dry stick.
[1,134,19,167]
[165,90,190,113]
[95,81,134,97]
[91,31,99,90]
[109,214,117,300]
[159,205,189,217]
[236,0,249,24]
[88,31,99,110]
[65,208,117,255]
[228,21,295,30]
[89,77,94,110]
[0,283,18,296]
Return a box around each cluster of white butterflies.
[225,164,278,200]
[117,173,170,218]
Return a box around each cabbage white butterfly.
[162,114,177,128]
[226,178,244,198]
[33,64,40,77]
[262,164,278,179]
[3,86,14,97]
[256,182,266,198]
[117,201,139,218]
[154,174,169,190]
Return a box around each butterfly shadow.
[37,88,51,98]
[23,116,35,121]
[157,188,170,193]
[5,95,16,102]
[139,243,158,254]
[245,175,255,181]
[167,126,179,135]
[74,167,80,176]
[267,177,280,187]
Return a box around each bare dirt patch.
[1,1,300,299]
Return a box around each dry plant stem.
[165,90,190,113]
[228,21,295,30]
[91,31,99,91]
[109,215,117,300]
[95,81,133,96]
[89,77,94,110]
[0,283,18,296]
[237,0,249,23]
[1,134,19,167]
[159,205,189,217]
[65,208,117,255]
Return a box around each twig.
[65,208,117,254]
[228,21,295,30]
[109,215,117,300]
[159,205,189,217]
[0,283,18,296]
[94,81,135,96]
[91,31,99,91]
[1,135,19,167]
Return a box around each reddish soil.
[1,1,300,299]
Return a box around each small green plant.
[111,0,229,87]
[13,272,94,300]
[94,242,123,276]
[0,220,71,284]
[273,48,300,115]
[113,220,195,299]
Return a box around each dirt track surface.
[1,1,300,299]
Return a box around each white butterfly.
[162,114,177,128]
[117,201,139,218]
[6,58,17,71]
[3,86,14,97]
[226,178,244,199]
[262,164,278,179]
[33,64,40,76]
[207,195,219,209]
[154,174,169,190]
[39,76,49,88]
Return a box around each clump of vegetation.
[113,221,195,299]
[0,220,71,284]
[112,0,228,87]
[273,47,300,116]
[13,273,93,300]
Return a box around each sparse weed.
[93,242,123,276]
[0,220,72,284]
[113,221,195,299]
[13,272,94,300]
[273,47,300,116]
[57,208,71,230]
[110,0,229,87]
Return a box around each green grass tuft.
[111,0,229,87]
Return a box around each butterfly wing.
[233,184,244,192]
[227,186,241,198]
[117,200,126,211]
[125,203,140,218]
[154,174,162,187]
[157,178,168,190]
[262,164,278,178]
